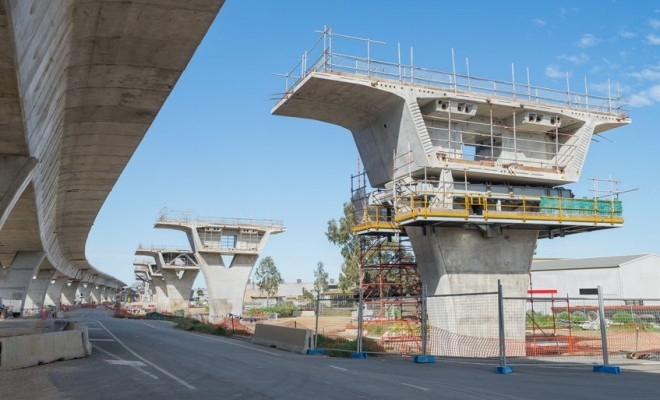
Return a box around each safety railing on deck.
[354,192,623,233]
[158,208,284,230]
[277,27,627,116]
[394,193,623,225]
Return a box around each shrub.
[612,311,636,324]
[315,335,385,357]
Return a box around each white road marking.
[400,382,430,391]
[95,320,196,390]
[329,365,348,372]
[107,360,147,367]
[138,321,167,330]
[93,345,159,380]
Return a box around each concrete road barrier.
[252,323,312,354]
[0,328,90,370]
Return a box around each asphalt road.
[2,308,660,399]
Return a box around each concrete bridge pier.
[23,268,56,315]
[154,213,284,324]
[0,251,45,315]
[78,284,93,305]
[201,253,257,322]
[44,276,68,307]
[88,285,103,304]
[135,249,199,315]
[161,268,198,315]
[407,226,535,356]
[60,281,78,307]
[152,277,170,313]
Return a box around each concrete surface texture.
[149,216,285,322]
[0,0,224,314]
[271,32,629,355]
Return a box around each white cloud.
[618,30,636,39]
[647,33,660,45]
[627,84,660,107]
[651,18,660,30]
[577,33,597,48]
[628,67,660,81]
[544,65,566,79]
[532,18,546,27]
[559,53,589,64]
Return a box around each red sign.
[527,289,558,294]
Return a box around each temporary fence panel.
[311,294,424,356]
[426,291,513,358]
[523,296,660,366]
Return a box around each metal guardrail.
[354,193,623,233]
[277,28,627,116]
[157,209,284,229]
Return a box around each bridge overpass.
[0,0,224,314]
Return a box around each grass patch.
[145,312,233,337]
[315,335,385,357]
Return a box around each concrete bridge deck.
[0,0,224,311]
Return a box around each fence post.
[414,284,435,363]
[351,286,368,358]
[314,292,320,348]
[307,292,326,355]
[593,285,620,374]
[495,279,512,374]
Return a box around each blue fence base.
[593,365,621,374]
[350,352,368,359]
[413,355,436,364]
[306,348,326,355]
[495,366,513,374]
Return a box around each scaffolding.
[352,171,423,353]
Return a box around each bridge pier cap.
[272,28,630,356]
[153,209,285,322]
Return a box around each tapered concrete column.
[61,282,78,306]
[0,251,46,314]
[154,214,284,324]
[89,286,102,304]
[151,275,170,313]
[44,276,68,307]
[407,226,536,356]
[24,268,56,315]
[78,283,93,304]
[202,254,257,322]
[161,269,198,315]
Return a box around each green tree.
[313,261,329,294]
[254,256,281,306]
[326,202,360,292]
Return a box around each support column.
[161,269,198,315]
[61,281,78,306]
[44,276,68,307]
[89,286,102,304]
[154,214,284,324]
[0,251,46,315]
[24,268,56,315]
[406,226,536,357]
[201,253,257,323]
[78,283,93,304]
[151,275,170,313]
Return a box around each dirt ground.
[262,315,354,336]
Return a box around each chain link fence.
[306,284,660,371]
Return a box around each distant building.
[530,254,660,299]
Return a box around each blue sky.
[86,0,660,287]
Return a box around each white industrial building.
[530,254,660,299]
